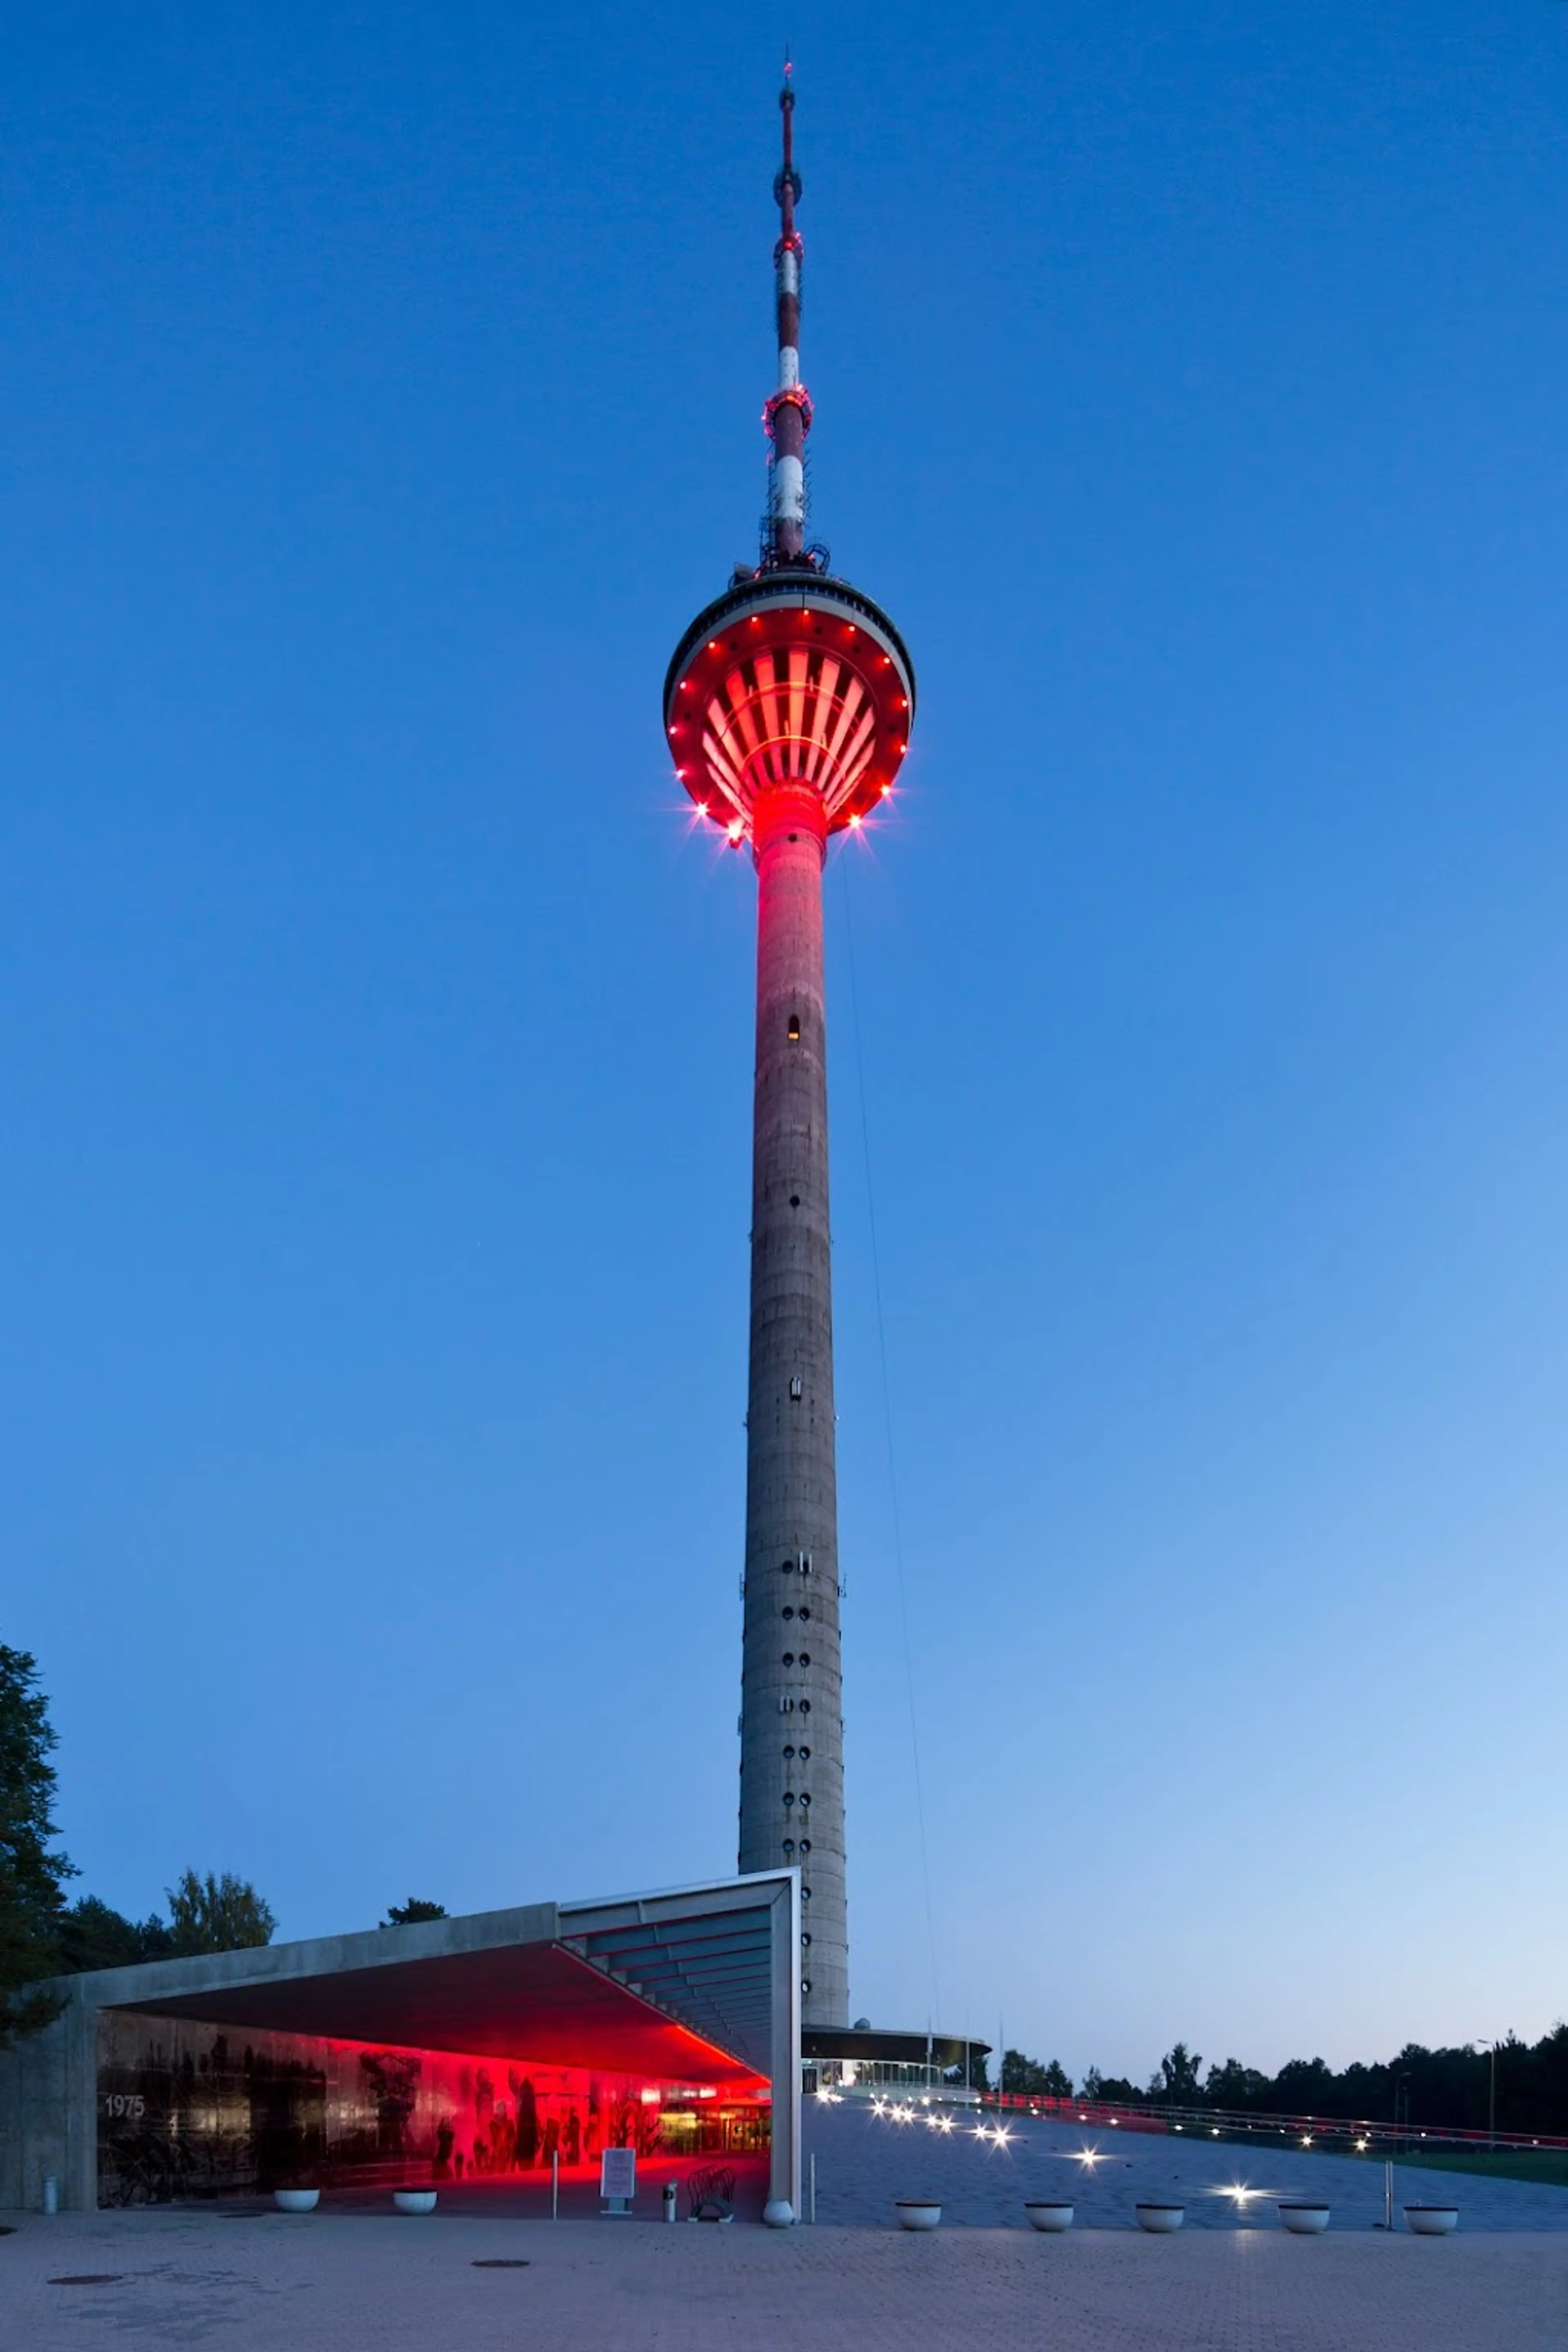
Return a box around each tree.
[1000,2048,1037,2094]
[166,1869,276,1955]
[1204,2057,1270,2111]
[944,2044,989,2091]
[1151,2042,1204,2105]
[1000,2049,1075,2098]
[0,1647,75,2044]
[1093,2076,1145,2105]
[1081,2066,1104,2101]
[1270,2056,1336,2114]
[382,1898,448,1926]
[57,1895,173,1973]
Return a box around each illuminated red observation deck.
[664,582,915,847]
[665,65,915,2037]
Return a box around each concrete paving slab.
[2,2203,1566,2351]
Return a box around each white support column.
[767,1872,802,2221]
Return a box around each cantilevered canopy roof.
[561,1898,776,2078]
[129,1938,758,2085]
[92,1875,791,2093]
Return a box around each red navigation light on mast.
[664,68,916,2037]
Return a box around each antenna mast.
[765,57,812,566]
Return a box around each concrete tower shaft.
[739,786,846,2026]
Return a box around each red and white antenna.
[764,55,812,564]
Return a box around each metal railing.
[979,2090,1568,2154]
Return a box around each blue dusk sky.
[4,2,1566,2083]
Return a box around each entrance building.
[0,1872,800,2217]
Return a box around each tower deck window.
[787,1014,801,1040]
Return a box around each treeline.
[997,2034,1568,2136]
[2,1646,277,2041]
[57,1875,278,1973]
[3,1644,462,2049]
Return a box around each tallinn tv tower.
[664,67,915,2033]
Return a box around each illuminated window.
[798,1746,811,1760]
[798,1651,811,1666]
[801,1933,811,1948]
[798,1607,810,1621]
[800,1838,811,1852]
[801,1885,811,1899]
[802,1979,812,1995]
[788,1014,801,1040]
[789,1376,803,1400]
[798,1793,811,1808]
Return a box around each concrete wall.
[0,1986,97,2212]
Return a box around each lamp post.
[1474,2040,1498,2148]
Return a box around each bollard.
[663,2181,678,2225]
[42,2176,58,2216]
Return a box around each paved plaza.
[4,2204,1568,2352]
[6,2105,1567,2349]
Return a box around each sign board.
[600,2147,637,2204]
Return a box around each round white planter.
[1023,2202,1075,2232]
[1135,2204,1185,2233]
[392,2189,438,2216]
[272,2189,319,2214]
[1405,2205,1458,2236]
[1278,2204,1330,2234]
[895,2201,942,2231]
[762,2198,794,2228]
